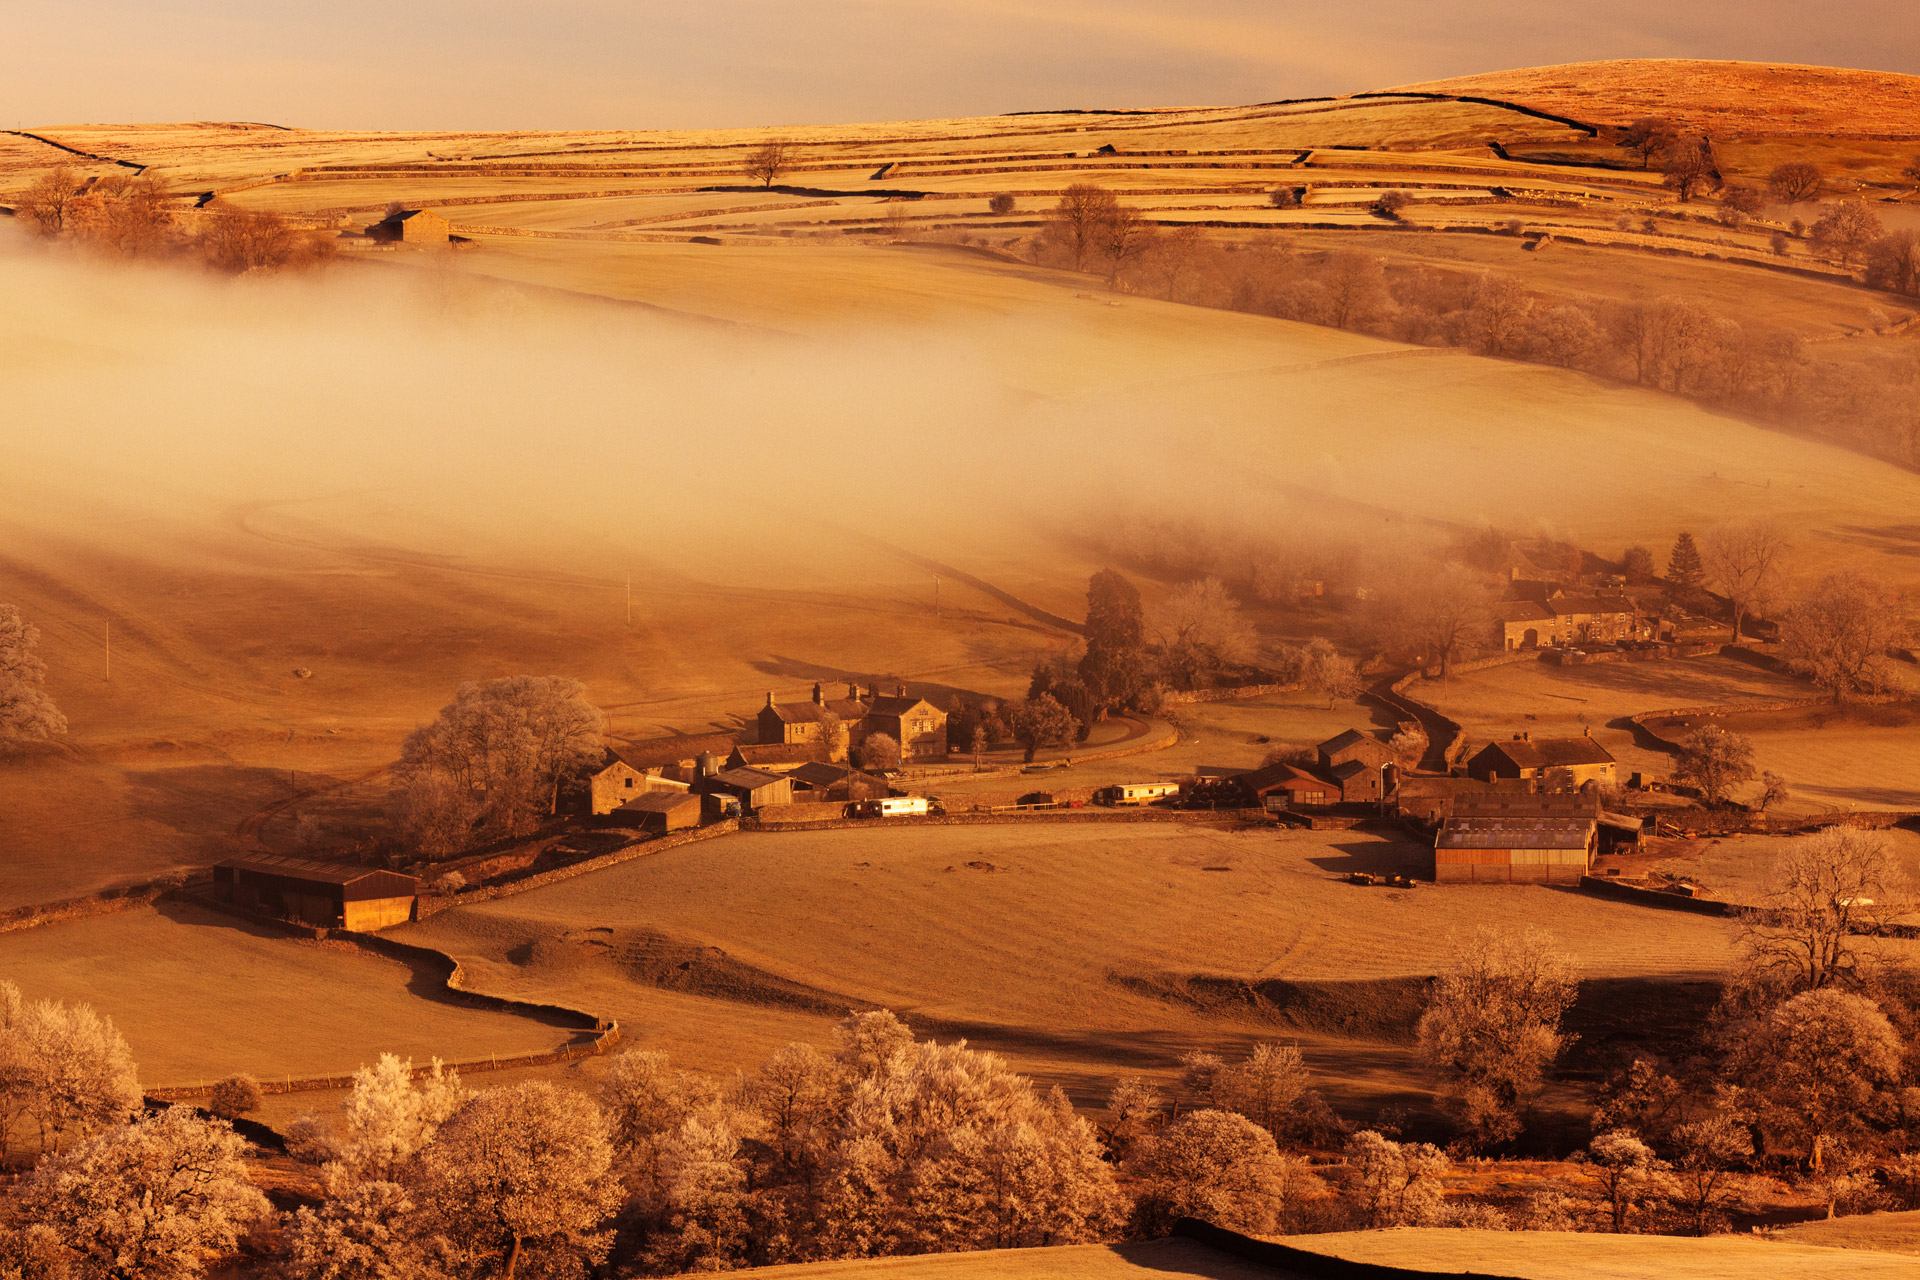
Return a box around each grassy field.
[0,903,567,1085]
[395,822,1752,1114]
[1777,1211,1920,1258]
[1652,828,1920,906]
[1284,1227,1920,1279]
[736,1239,1298,1280]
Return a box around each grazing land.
[397,822,1752,1108]
[0,902,568,1086]
[1282,1227,1920,1279]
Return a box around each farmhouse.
[1468,733,1617,788]
[213,855,418,931]
[1495,587,1646,650]
[755,682,948,764]
[367,208,452,243]
[610,790,702,835]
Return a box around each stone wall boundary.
[1161,682,1302,705]
[417,819,738,917]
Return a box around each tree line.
[15,165,338,273]
[8,824,1912,1277]
[1013,180,1920,474]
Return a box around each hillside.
[1284,1227,1920,1279]
[1391,59,1920,138]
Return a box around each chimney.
[766,691,774,708]
[896,683,906,697]
[866,683,878,700]
[812,682,824,705]
[847,681,859,701]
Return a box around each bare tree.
[1865,229,1920,297]
[1145,224,1205,301]
[1322,250,1392,331]
[0,606,67,741]
[1701,520,1787,642]
[1461,272,1532,355]
[1668,1113,1754,1235]
[1741,826,1911,995]
[1046,183,1118,272]
[1674,725,1755,805]
[1586,1130,1671,1232]
[1103,1076,1161,1160]
[20,1107,270,1280]
[1778,572,1906,702]
[395,773,480,858]
[1415,926,1578,1149]
[19,165,80,236]
[1662,139,1717,202]
[1368,560,1495,678]
[987,192,1015,216]
[411,1082,622,1280]
[1097,201,1151,286]
[1619,118,1678,169]
[1810,203,1885,267]
[744,140,792,189]
[1280,637,1359,709]
[1768,161,1825,204]
[1149,577,1257,689]
[1718,183,1765,228]
[399,676,605,836]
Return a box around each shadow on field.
[1307,841,1428,877]
[123,764,296,836]
[1562,975,1725,1075]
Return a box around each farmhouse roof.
[729,742,826,768]
[866,694,934,717]
[617,733,740,769]
[765,698,868,724]
[1493,600,1556,623]
[1329,759,1372,783]
[1436,817,1596,850]
[1599,811,1645,834]
[787,762,851,788]
[1235,762,1330,794]
[217,854,418,892]
[1549,593,1636,617]
[712,767,787,789]
[1318,729,1371,755]
[617,791,701,815]
[1482,736,1616,769]
[1454,792,1601,819]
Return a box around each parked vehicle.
[1095,781,1182,807]
[851,796,933,819]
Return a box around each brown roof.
[617,791,701,815]
[1329,759,1373,782]
[1454,793,1601,819]
[218,854,418,895]
[729,742,827,767]
[711,767,788,790]
[766,698,868,724]
[1235,762,1332,794]
[1494,600,1556,623]
[616,732,739,769]
[1549,594,1636,617]
[1318,729,1372,755]
[866,694,937,718]
[1437,817,1596,850]
[1481,736,1616,770]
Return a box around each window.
[625,777,635,788]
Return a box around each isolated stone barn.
[214,855,417,931]
[367,208,452,243]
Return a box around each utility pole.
[933,576,940,618]
[104,616,110,682]
[626,572,632,626]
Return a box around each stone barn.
[611,790,702,835]
[368,208,452,243]
[214,855,417,931]
[697,766,793,815]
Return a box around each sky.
[6,0,1918,131]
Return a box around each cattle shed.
[611,790,702,835]
[1434,815,1597,884]
[214,855,418,931]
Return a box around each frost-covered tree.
[1668,1112,1754,1236]
[1416,926,1578,1149]
[0,985,142,1153]
[1735,989,1903,1173]
[20,1107,269,1280]
[0,605,67,741]
[281,1170,449,1280]
[1102,1076,1161,1161]
[409,1083,622,1280]
[398,676,604,837]
[1150,577,1257,689]
[1129,1109,1320,1235]
[1343,1129,1450,1228]
[1585,1129,1671,1232]
[1742,827,1911,995]
[334,1055,467,1182]
[206,1074,262,1121]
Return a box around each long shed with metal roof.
[213,855,418,931]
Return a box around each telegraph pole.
[104,616,110,682]
[625,572,632,626]
[933,576,940,618]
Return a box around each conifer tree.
[1667,532,1705,593]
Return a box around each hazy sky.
[7,0,1917,131]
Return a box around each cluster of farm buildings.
[209,672,1639,933]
